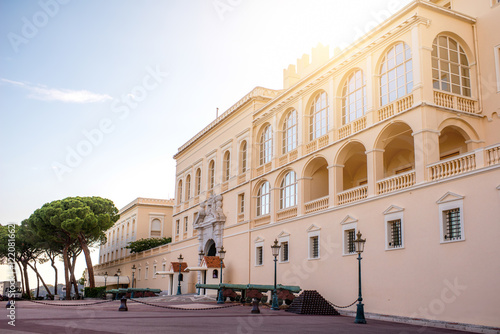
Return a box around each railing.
[306,134,329,154]
[337,185,368,205]
[289,149,298,162]
[221,182,228,192]
[338,124,351,139]
[279,149,299,167]
[318,134,329,149]
[428,152,476,181]
[434,91,478,113]
[256,165,264,177]
[486,144,500,166]
[238,173,246,184]
[276,207,298,221]
[378,94,413,121]
[339,117,367,139]
[377,170,416,194]
[306,141,317,154]
[304,196,329,214]
[237,213,245,222]
[254,214,270,226]
[279,154,288,167]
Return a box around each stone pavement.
[0,297,480,334]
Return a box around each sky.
[0,0,413,289]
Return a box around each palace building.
[94,0,500,329]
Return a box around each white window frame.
[384,208,405,251]
[280,171,297,209]
[256,181,270,217]
[439,199,465,244]
[279,235,290,263]
[308,230,320,260]
[238,192,245,214]
[494,45,500,92]
[282,109,297,154]
[342,222,357,256]
[184,216,188,234]
[255,240,264,266]
[259,125,273,165]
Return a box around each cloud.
[1,78,112,103]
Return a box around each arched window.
[282,110,297,154]
[309,91,328,141]
[380,42,413,106]
[432,35,471,96]
[259,125,272,165]
[342,70,366,124]
[240,141,247,173]
[151,219,161,237]
[208,160,215,189]
[257,181,270,216]
[195,168,201,196]
[280,171,297,209]
[223,151,230,182]
[177,180,183,204]
[185,174,191,200]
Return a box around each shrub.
[84,286,106,298]
[125,237,172,253]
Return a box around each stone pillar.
[412,129,440,183]
[330,164,344,206]
[365,149,384,197]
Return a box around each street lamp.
[217,246,226,304]
[131,265,136,289]
[270,239,280,310]
[354,231,367,324]
[115,269,121,300]
[177,254,184,295]
[104,272,108,291]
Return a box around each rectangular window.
[138,268,141,280]
[153,265,157,278]
[238,193,245,213]
[310,236,319,259]
[256,246,263,266]
[388,219,403,248]
[345,229,356,254]
[281,241,289,262]
[495,45,500,92]
[443,208,462,241]
[184,217,188,233]
[176,220,180,235]
[145,267,149,280]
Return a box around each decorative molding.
[340,215,358,225]
[436,191,464,204]
[277,231,290,238]
[306,224,321,232]
[383,205,405,215]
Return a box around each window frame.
[380,42,413,106]
[282,109,297,154]
[185,174,191,200]
[195,168,202,196]
[309,91,328,141]
[439,199,465,243]
[308,230,320,260]
[256,181,271,217]
[240,140,247,173]
[279,235,290,263]
[259,125,273,165]
[223,150,231,182]
[208,160,215,190]
[255,241,264,266]
[342,70,367,125]
[342,222,357,256]
[279,171,297,209]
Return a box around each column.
[412,129,440,183]
[365,149,384,197]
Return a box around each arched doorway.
[205,239,216,256]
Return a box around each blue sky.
[0,0,412,285]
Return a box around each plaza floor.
[0,295,478,334]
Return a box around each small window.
[145,267,149,280]
[281,241,289,262]
[238,193,245,213]
[184,217,188,233]
[175,220,180,236]
[494,45,500,92]
[153,265,157,278]
[240,141,247,173]
[256,246,263,266]
[344,229,356,254]
[443,208,462,241]
[138,268,141,280]
[387,220,403,248]
[212,269,218,279]
[309,236,319,259]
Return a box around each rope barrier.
[128,298,241,311]
[27,299,115,307]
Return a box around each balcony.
[304,196,329,214]
[338,116,367,140]
[433,91,478,114]
[337,185,368,205]
[378,94,414,122]
[277,206,298,221]
[377,170,416,194]
[428,152,476,181]
[256,162,272,177]
[306,134,329,154]
[279,149,299,167]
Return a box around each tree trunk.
[63,244,71,300]
[22,262,31,299]
[27,262,52,298]
[16,261,25,295]
[78,234,95,288]
[50,256,58,295]
[68,253,79,299]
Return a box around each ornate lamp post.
[217,246,226,304]
[270,239,280,310]
[104,272,108,291]
[115,269,121,300]
[131,265,136,288]
[176,254,184,295]
[354,231,367,324]
[198,251,204,295]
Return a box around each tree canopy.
[125,237,172,253]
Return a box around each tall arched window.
[380,42,413,106]
[240,141,247,173]
[309,91,328,141]
[185,174,191,200]
[223,151,230,182]
[342,70,366,124]
[177,180,183,204]
[195,168,201,196]
[280,171,297,209]
[257,181,270,216]
[259,125,272,165]
[208,160,215,189]
[282,110,297,154]
[432,35,470,96]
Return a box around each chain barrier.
[327,298,359,309]
[27,299,115,307]
[128,298,241,311]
